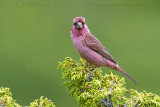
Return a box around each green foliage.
[0,87,55,107]
[58,57,160,107]
[29,96,55,107]
[0,87,21,107]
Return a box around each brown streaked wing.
[84,33,117,64]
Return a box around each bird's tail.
[114,65,137,84]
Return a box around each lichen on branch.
[58,57,160,107]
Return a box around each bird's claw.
[85,67,99,81]
[85,73,94,81]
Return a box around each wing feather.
[84,33,117,64]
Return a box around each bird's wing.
[84,33,117,64]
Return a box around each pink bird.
[70,17,136,84]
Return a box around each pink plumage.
[71,17,136,84]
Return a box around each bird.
[70,16,136,84]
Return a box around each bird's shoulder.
[84,33,101,45]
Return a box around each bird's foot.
[85,72,94,81]
[85,67,99,81]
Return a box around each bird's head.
[71,17,90,37]
[73,17,85,29]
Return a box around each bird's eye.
[82,22,85,24]
[74,23,77,25]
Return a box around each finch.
[70,17,136,84]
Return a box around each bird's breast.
[72,37,86,53]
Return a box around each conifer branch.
[58,57,160,107]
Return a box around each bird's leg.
[86,67,99,81]
[82,60,88,70]
[83,62,86,69]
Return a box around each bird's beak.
[76,22,83,29]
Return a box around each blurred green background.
[0,0,160,106]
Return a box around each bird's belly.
[73,39,106,67]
